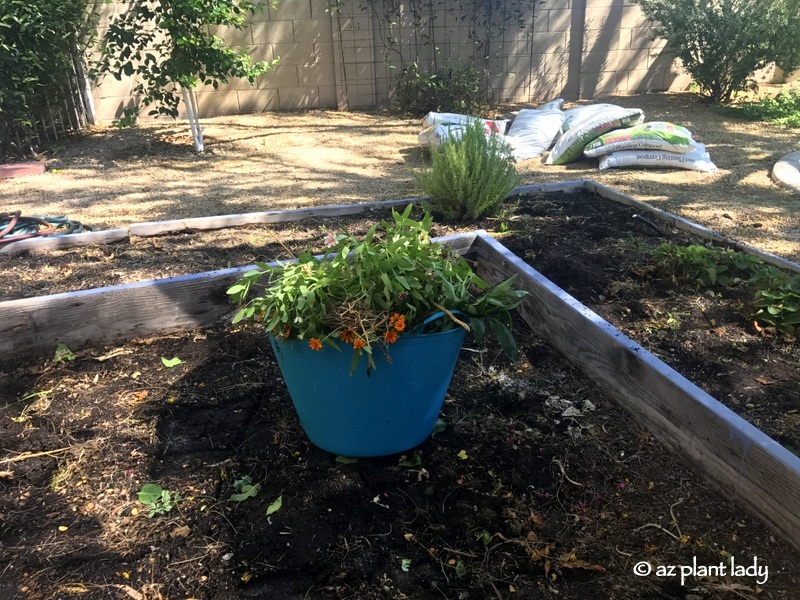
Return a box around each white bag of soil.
[504,99,566,161]
[598,143,718,172]
[421,112,509,134]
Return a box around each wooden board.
[584,180,800,274]
[0,229,129,256]
[473,232,800,551]
[0,231,480,359]
[128,197,422,237]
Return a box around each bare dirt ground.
[2,192,800,600]
[1,91,798,262]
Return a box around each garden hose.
[0,211,92,245]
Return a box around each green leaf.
[161,356,184,368]
[399,454,422,468]
[400,558,412,572]
[487,317,518,362]
[470,317,486,343]
[138,483,164,505]
[230,483,260,502]
[431,418,447,437]
[226,283,247,296]
[335,456,360,464]
[53,343,75,364]
[266,495,283,515]
[455,560,467,578]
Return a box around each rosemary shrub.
[414,119,519,221]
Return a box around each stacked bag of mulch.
[416,101,717,172]
[583,121,717,172]
[417,112,509,149]
[545,103,716,172]
[416,99,566,161]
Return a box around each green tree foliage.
[635,0,800,103]
[0,0,92,157]
[390,62,495,116]
[94,0,278,124]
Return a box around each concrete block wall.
[88,0,700,121]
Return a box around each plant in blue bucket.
[227,205,526,456]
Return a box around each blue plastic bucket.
[269,313,467,457]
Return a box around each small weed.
[651,244,800,336]
[53,343,75,364]
[398,453,422,468]
[138,483,181,518]
[229,475,260,502]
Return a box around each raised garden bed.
[2,182,800,599]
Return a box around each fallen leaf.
[457,450,468,460]
[170,525,191,538]
[754,377,774,385]
[266,495,282,515]
[557,553,605,571]
[161,356,184,368]
[58,526,68,532]
[110,584,144,600]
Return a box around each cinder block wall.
[88,0,754,121]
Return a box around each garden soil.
[1,190,800,600]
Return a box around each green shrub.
[390,62,495,116]
[413,119,519,221]
[634,0,800,104]
[716,85,800,127]
[0,0,92,158]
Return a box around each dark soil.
[2,192,800,599]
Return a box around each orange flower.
[308,338,323,351]
[384,329,398,344]
[353,338,366,350]
[391,314,406,332]
[339,329,356,344]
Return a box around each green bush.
[0,0,92,158]
[414,119,519,221]
[390,62,495,116]
[635,0,800,104]
[717,85,800,127]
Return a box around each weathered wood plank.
[473,232,800,551]
[0,229,129,256]
[584,180,800,274]
[0,232,480,359]
[513,180,589,195]
[128,183,589,237]
[128,197,422,237]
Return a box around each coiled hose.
[0,211,92,245]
